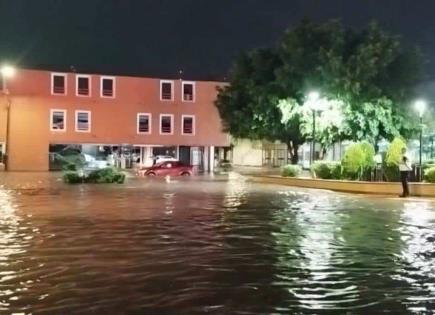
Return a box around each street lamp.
[306,91,321,165]
[414,99,427,181]
[1,64,16,171]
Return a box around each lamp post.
[1,65,16,171]
[414,99,427,181]
[307,91,320,165]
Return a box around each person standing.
[399,148,412,197]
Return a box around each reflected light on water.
[394,201,435,312]
[272,192,362,311]
[223,172,248,210]
[0,189,31,312]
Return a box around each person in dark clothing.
[399,148,412,198]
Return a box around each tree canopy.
[215,20,423,163]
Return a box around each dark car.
[143,161,193,177]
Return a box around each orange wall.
[5,69,229,171]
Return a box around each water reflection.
[0,174,434,314]
[396,201,435,313]
[0,188,34,313]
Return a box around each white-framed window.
[160,114,174,135]
[182,81,195,102]
[75,110,91,132]
[137,113,151,134]
[50,109,67,131]
[100,76,115,98]
[160,80,174,101]
[76,75,91,97]
[51,73,67,95]
[181,115,195,135]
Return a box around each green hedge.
[311,162,342,179]
[425,167,435,183]
[63,168,126,184]
[281,165,302,177]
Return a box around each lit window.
[75,111,91,132]
[160,80,173,101]
[182,115,195,135]
[137,113,151,134]
[51,73,67,95]
[101,76,115,98]
[182,82,195,102]
[50,109,66,131]
[76,75,91,96]
[160,114,173,134]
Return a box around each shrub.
[385,137,407,167]
[113,173,126,184]
[63,171,82,184]
[424,167,435,183]
[342,143,366,179]
[87,168,125,184]
[341,142,375,180]
[63,168,126,184]
[281,165,302,177]
[360,141,375,168]
[383,137,407,182]
[63,162,77,171]
[311,162,342,179]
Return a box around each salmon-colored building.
[0,68,230,171]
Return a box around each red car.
[140,161,194,177]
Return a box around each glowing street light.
[414,99,427,181]
[1,65,16,78]
[415,99,427,119]
[1,65,15,93]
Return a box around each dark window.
[102,78,114,97]
[183,83,194,101]
[77,77,90,96]
[76,112,90,131]
[182,116,194,134]
[161,82,172,100]
[138,114,150,133]
[52,75,65,94]
[161,116,172,134]
[51,111,65,130]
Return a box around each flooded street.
[1,173,435,314]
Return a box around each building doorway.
[179,146,191,164]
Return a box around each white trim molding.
[159,114,174,135]
[181,81,196,102]
[160,80,174,101]
[76,74,92,97]
[50,109,67,132]
[181,114,195,135]
[100,76,116,98]
[51,72,67,95]
[137,113,152,135]
[75,110,91,133]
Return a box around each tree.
[215,20,423,164]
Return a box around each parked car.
[152,155,178,164]
[140,161,193,177]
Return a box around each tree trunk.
[287,141,299,165]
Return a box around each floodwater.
[1,172,435,314]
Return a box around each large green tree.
[215,20,423,164]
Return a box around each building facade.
[0,68,230,171]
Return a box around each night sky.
[0,0,434,81]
